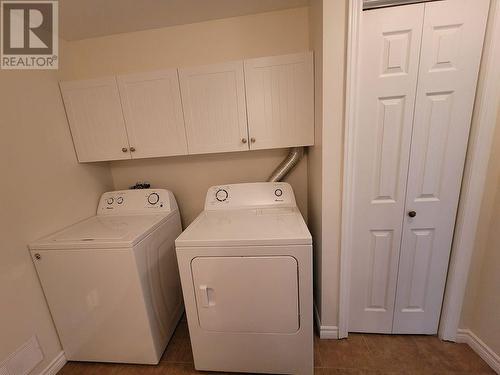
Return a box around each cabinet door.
[349,4,424,334]
[117,70,188,159]
[244,52,314,150]
[178,61,249,154]
[393,0,489,334]
[60,77,130,162]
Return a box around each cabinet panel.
[179,61,249,154]
[244,52,314,150]
[117,70,187,159]
[60,77,130,162]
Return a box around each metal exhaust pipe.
[267,147,304,182]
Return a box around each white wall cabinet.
[60,52,314,162]
[178,61,249,154]
[117,69,188,159]
[60,77,130,162]
[244,52,314,150]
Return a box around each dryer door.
[191,256,299,333]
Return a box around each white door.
[117,69,188,159]
[244,52,314,150]
[349,0,489,334]
[60,77,131,162]
[178,61,249,154]
[349,3,425,333]
[393,0,489,334]
[191,256,299,334]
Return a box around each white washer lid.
[29,213,171,250]
[175,207,311,248]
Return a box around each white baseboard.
[456,329,499,374]
[40,351,66,375]
[314,304,339,339]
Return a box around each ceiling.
[59,0,309,41]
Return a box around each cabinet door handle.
[130,147,136,152]
[408,211,416,218]
[241,138,247,144]
[250,137,256,143]
[122,147,128,152]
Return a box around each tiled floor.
[58,320,494,375]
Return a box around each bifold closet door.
[349,0,489,335]
[392,0,489,334]
[349,3,425,334]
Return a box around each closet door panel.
[179,61,249,155]
[117,69,187,159]
[349,4,424,333]
[393,0,489,334]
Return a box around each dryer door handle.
[198,285,215,307]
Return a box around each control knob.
[215,189,228,202]
[147,192,160,205]
[106,197,114,205]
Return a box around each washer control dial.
[106,197,114,205]
[274,188,283,197]
[116,197,124,204]
[215,189,228,202]
[147,192,160,205]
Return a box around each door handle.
[199,285,215,307]
[408,211,416,218]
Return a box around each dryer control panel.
[97,189,178,215]
[205,182,296,210]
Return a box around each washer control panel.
[97,189,177,215]
[205,182,296,210]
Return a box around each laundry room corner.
[0,37,114,374]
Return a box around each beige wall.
[60,7,309,79]
[61,7,311,226]
[460,105,500,354]
[308,0,347,329]
[0,40,113,371]
[459,0,500,357]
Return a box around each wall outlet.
[0,336,43,375]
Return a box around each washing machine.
[175,182,313,375]
[29,189,184,364]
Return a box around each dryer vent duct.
[268,147,304,182]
